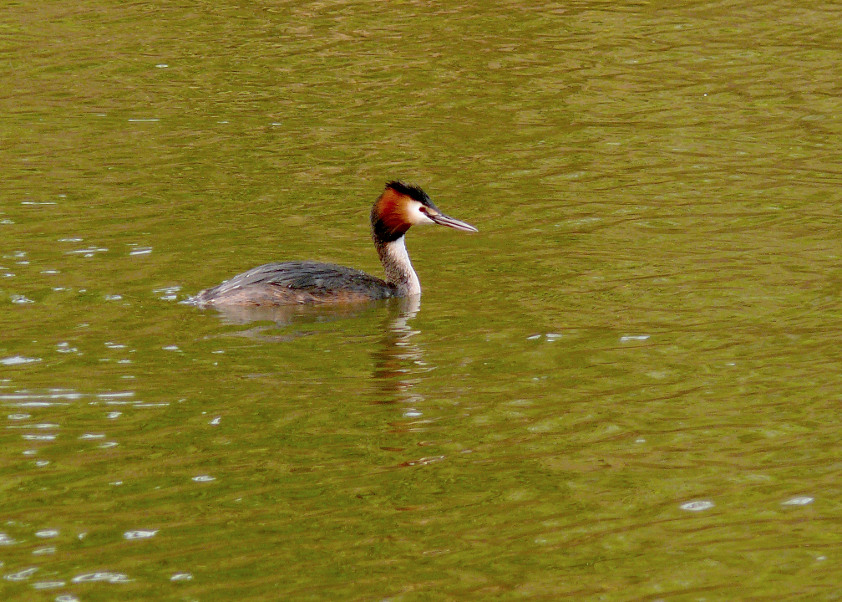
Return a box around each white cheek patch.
[407,201,436,225]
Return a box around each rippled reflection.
[204,295,426,411]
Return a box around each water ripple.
[0,356,41,366]
[680,500,715,512]
[4,567,38,581]
[123,530,158,540]
[71,571,131,583]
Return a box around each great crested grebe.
[190,181,477,306]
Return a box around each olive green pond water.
[2,1,842,600]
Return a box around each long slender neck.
[375,236,420,297]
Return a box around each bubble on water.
[35,530,59,538]
[192,475,215,483]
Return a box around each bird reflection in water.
[206,296,425,408]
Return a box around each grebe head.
[371,181,478,243]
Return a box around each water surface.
[2,1,842,599]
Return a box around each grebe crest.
[190,181,477,307]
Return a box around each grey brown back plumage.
[192,261,395,305]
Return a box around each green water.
[2,1,842,599]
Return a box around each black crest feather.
[385,181,433,206]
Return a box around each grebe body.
[190,181,476,307]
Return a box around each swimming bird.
[190,181,477,306]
